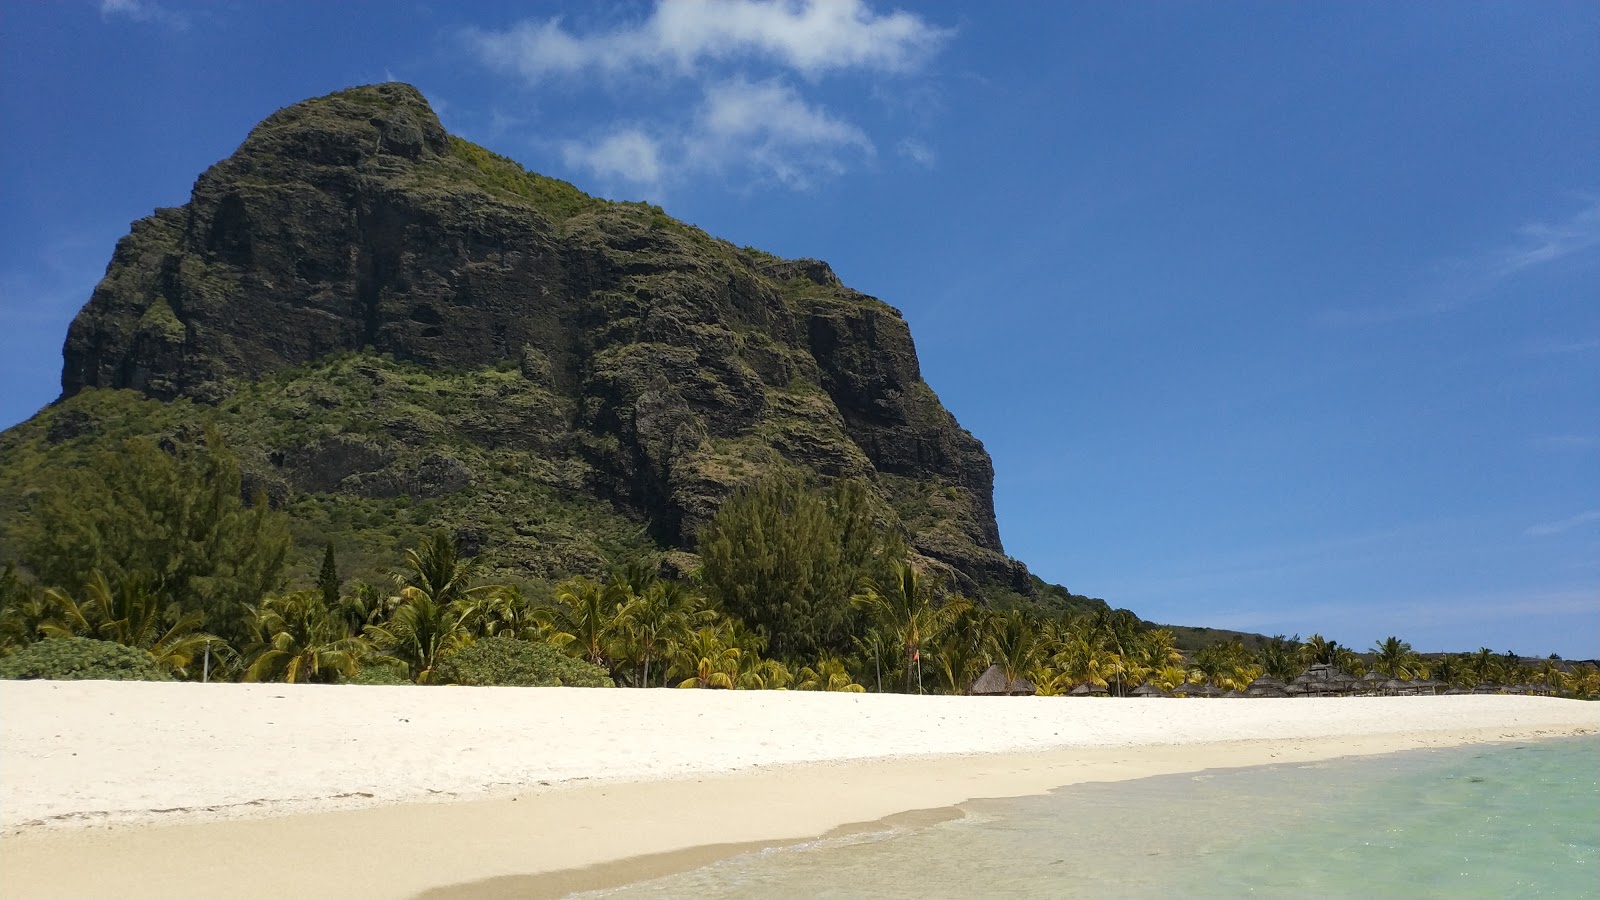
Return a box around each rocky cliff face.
[48,83,1029,592]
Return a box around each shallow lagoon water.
[593,735,1599,899]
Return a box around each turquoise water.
[595,736,1599,899]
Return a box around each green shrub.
[436,636,613,687]
[0,638,172,682]
[348,658,412,685]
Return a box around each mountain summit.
[24,83,1033,595]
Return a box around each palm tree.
[1372,636,1419,679]
[43,570,214,674]
[853,562,971,693]
[393,531,498,608]
[1,564,56,654]
[796,655,866,692]
[673,626,741,689]
[619,581,712,687]
[985,608,1042,690]
[365,592,475,683]
[243,590,362,683]
[545,576,628,670]
[738,656,793,690]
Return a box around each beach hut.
[970,665,1036,696]
[1245,676,1288,697]
[1130,683,1170,698]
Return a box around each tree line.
[1,431,1595,698]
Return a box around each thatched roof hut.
[1245,676,1288,697]
[970,665,1036,696]
[1069,682,1109,697]
[1472,683,1505,695]
[1221,689,1244,698]
[1130,683,1170,697]
[1381,678,1409,694]
[1170,681,1198,696]
[1291,663,1357,696]
[1194,683,1222,697]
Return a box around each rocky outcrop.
[52,83,1030,592]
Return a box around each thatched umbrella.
[1130,683,1170,697]
[1069,682,1109,696]
[1473,683,1505,695]
[1246,676,1288,697]
[1221,689,1244,698]
[970,664,1037,696]
[1381,678,1409,695]
[1170,681,1198,696]
[1416,678,1446,695]
[1194,683,1222,697]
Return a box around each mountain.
[2,82,1068,604]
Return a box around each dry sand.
[2,681,1596,899]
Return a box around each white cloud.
[1525,509,1600,537]
[1497,198,1600,275]
[563,129,665,186]
[469,0,949,83]
[897,137,935,168]
[100,0,188,29]
[1322,196,1600,326]
[563,79,873,190]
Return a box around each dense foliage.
[435,637,612,687]
[0,637,172,682]
[698,474,902,660]
[0,437,1594,698]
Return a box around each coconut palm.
[365,592,475,683]
[853,562,971,693]
[1371,636,1420,679]
[243,590,362,683]
[985,608,1043,689]
[392,531,499,608]
[43,569,214,674]
[796,655,866,692]
[738,656,793,690]
[673,626,741,689]
[617,580,708,687]
[1,564,56,654]
[545,576,628,670]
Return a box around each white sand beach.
[2,681,1596,899]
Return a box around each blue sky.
[2,1,1596,657]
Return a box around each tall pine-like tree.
[317,541,341,608]
[697,473,904,661]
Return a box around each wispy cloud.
[1495,198,1600,275]
[1322,197,1600,326]
[465,1,947,191]
[1532,434,1600,452]
[467,0,949,83]
[1526,509,1600,537]
[563,78,872,191]
[896,138,936,168]
[100,0,188,29]
[1519,336,1600,356]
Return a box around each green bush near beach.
[435,636,614,688]
[0,637,172,682]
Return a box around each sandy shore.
[2,682,1596,898]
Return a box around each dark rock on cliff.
[31,83,1031,594]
